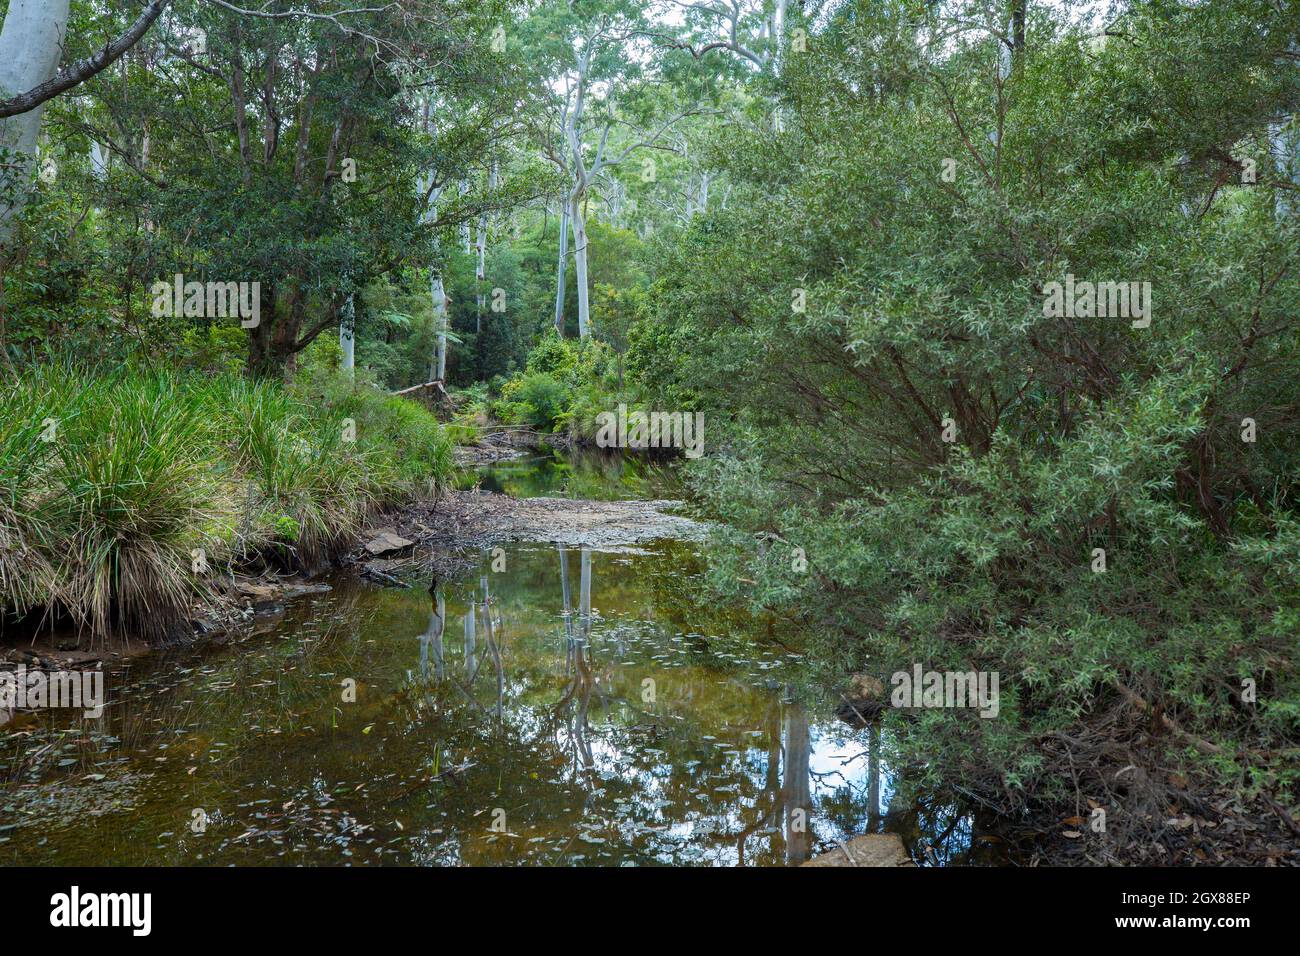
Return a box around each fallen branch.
[361,565,409,588]
[391,379,448,398]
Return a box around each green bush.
[500,372,571,432]
[45,372,223,639]
[638,0,1300,821]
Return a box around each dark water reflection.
[1,466,1010,866]
[456,447,676,501]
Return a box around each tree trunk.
[432,274,448,380]
[459,179,471,252]
[339,293,355,373]
[553,201,569,335]
[571,190,591,338]
[474,163,496,337]
[0,0,71,249]
[419,99,448,382]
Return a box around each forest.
[1,0,1298,876]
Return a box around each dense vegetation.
[1,0,1297,859]
[635,1,1300,849]
[0,365,451,639]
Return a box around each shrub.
[501,372,570,432]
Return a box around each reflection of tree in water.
[470,448,660,501]
[726,694,815,865]
[416,581,445,684]
[389,545,992,865]
[782,696,811,864]
[554,545,599,776]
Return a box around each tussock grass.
[0,365,453,643]
[0,367,75,617]
[47,372,220,639]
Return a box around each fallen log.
[391,379,449,399]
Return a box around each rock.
[849,673,886,698]
[835,672,888,727]
[801,834,912,867]
[363,531,415,556]
[234,581,279,600]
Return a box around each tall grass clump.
[0,367,78,618]
[0,365,454,644]
[201,374,374,569]
[46,372,223,640]
[290,366,454,498]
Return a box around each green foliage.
[639,0,1300,809]
[0,365,454,642]
[498,371,571,431]
[492,333,635,435]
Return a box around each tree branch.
[0,1,171,118]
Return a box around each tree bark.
[1011,0,1027,59]
[432,274,448,380]
[0,0,71,249]
[339,293,356,373]
[553,200,569,335]
[0,0,168,118]
[571,189,591,338]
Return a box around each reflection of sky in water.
[1,537,994,867]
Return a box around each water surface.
[1,455,1003,866]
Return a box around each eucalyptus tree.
[0,0,402,253]
[524,0,700,339]
[649,0,789,70]
[60,0,522,377]
[418,96,453,382]
[0,0,173,250]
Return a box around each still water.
[1,453,1001,866]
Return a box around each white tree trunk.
[553,201,569,335]
[0,0,71,249]
[476,163,496,283]
[774,0,789,63]
[432,274,447,380]
[418,100,448,382]
[339,293,355,373]
[475,196,486,337]
[90,141,108,179]
[459,179,471,252]
[571,190,591,338]
[474,165,495,334]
